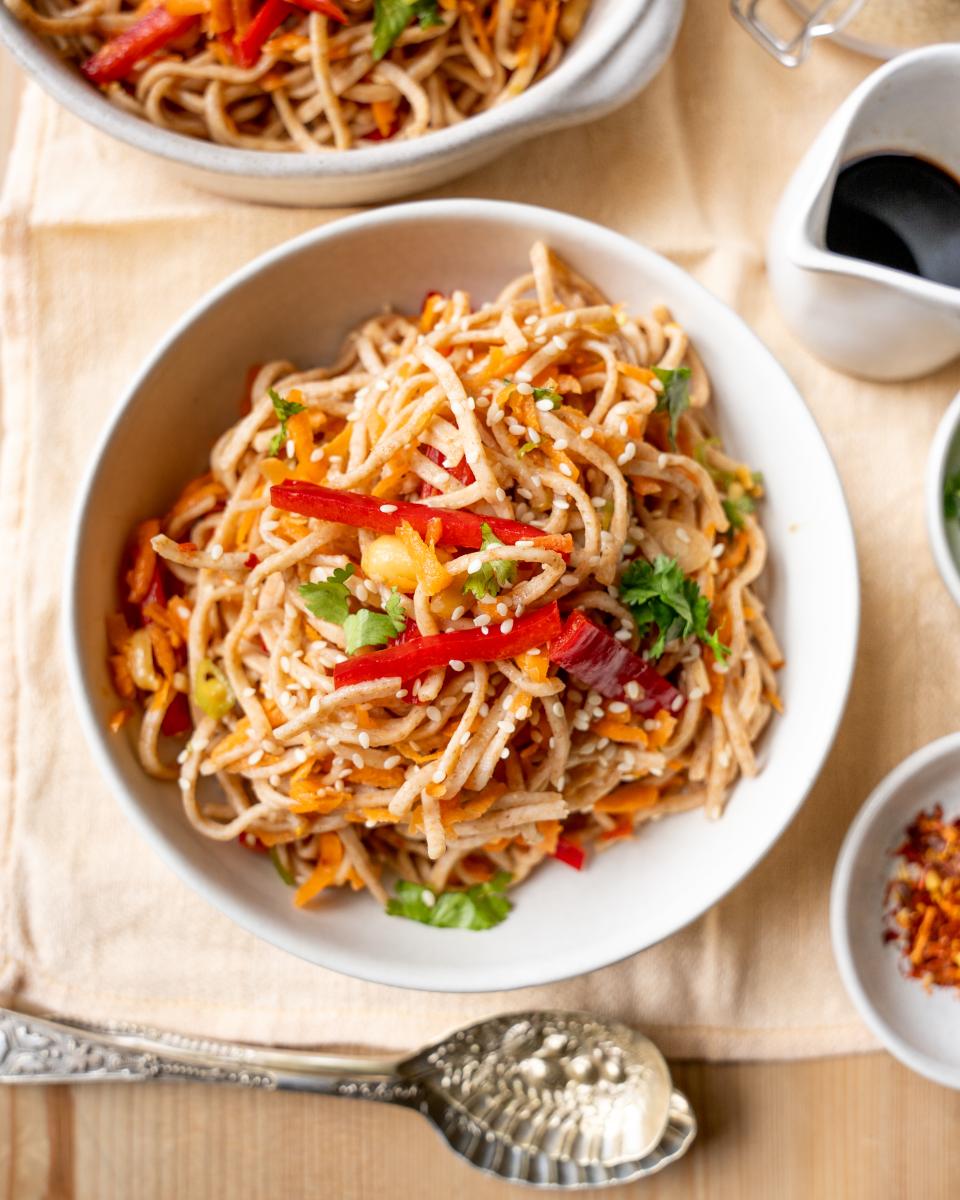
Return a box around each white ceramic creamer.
[768,44,960,381]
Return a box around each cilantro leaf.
[945,470,960,521]
[386,871,513,931]
[532,386,562,409]
[299,564,355,625]
[620,554,729,661]
[372,0,442,60]
[652,366,691,450]
[723,493,755,531]
[342,589,406,654]
[267,387,305,458]
[462,523,518,601]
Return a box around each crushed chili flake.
[884,805,960,993]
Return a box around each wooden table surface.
[1,54,960,1200]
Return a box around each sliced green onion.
[194,657,234,720]
[269,846,295,886]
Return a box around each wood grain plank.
[4,1055,958,1199]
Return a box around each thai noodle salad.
[106,244,783,929]
[8,0,593,152]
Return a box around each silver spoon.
[0,1006,695,1188]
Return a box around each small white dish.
[0,0,682,207]
[767,44,960,381]
[926,389,960,611]
[65,199,860,992]
[831,733,960,1091]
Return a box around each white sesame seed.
[530,473,542,487]
[688,687,705,700]
[524,314,538,326]
[260,519,277,532]
[614,629,632,642]
[459,731,471,747]
[517,488,533,501]
[421,889,436,908]
[658,453,669,469]
[308,695,321,714]
[527,427,541,444]
[495,487,507,502]
[712,662,728,675]
[359,731,371,749]
[617,445,637,466]
[396,688,408,698]
[581,426,594,440]
[467,557,483,574]
[553,438,569,451]
[676,528,691,544]
[309,447,324,462]
[517,382,534,396]
[209,543,224,561]
[285,438,295,459]
[554,499,570,510]
[515,705,529,720]
[351,753,364,769]
[479,702,489,716]
[279,690,293,707]
[384,755,402,769]
[618,420,629,438]
[425,705,442,721]
[671,694,684,712]
[379,504,398,514]
[552,702,565,718]
[242,686,256,699]
[463,682,476,694]
[712,543,725,558]
[500,618,515,634]
[552,335,567,351]
[449,659,465,671]
[608,700,628,714]
[625,681,642,700]
[516,369,533,383]
[564,312,576,329]
[269,773,280,786]
[500,748,510,759]
[431,767,447,784]
[294,748,309,764]
[473,613,491,627]
[495,602,509,617]
[280,655,291,673]
[559,462,573,477]
[508,421,526,437]
[178,777,191,791]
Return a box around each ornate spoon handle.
[0,1008,416,1103]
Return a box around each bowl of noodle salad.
[66,201,858,990]
[0,0,683,204]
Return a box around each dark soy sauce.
[825,153,960,289]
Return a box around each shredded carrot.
[108,705,133,733]
[258,822,308,847]
[516,650,549,684]
[147,623,176,680]
[397,520,451,597]
[293,833,344,906]
[535,818,561,855]
[349,765,406,789]
[125,518,161,604]
[595,783,660,814]
[371,99,397,138]
[616,361,656,385]
[592,718,648,746]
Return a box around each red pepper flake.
[245,552,260,569]
[884,805,960,993]
[553,836,586,871]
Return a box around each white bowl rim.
[925,388,960,611]
[0,0,662,182]
[830,731,960,1090]
[64,198,861,991]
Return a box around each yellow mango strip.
[397,520,451,597]
[293,833,344,907]
[595,784,661,814]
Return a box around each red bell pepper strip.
[419,443,476,498]
[271,481,572,559]
[141,563,167,611]
[81,7,200,85]
[549,611,684,719]
[161,690,192,737]
[231,0,345,67]
[553,837,586,871]
[334,602,562,689]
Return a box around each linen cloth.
[2,0,958,1060]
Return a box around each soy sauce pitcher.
[767,45,960,381]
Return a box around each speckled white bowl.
[0,0,683,206]
[65,200,859,991]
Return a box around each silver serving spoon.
[0,1007,695,1188]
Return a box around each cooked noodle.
[10,0,593,151]
[107,243,783,911]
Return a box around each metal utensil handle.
[0,1008,412,1101]
[730,0,868,66]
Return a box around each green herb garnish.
[532,386,563,409]
[652,366,691,450]
[299,564,355,625]
[945,471,960,521]
[463,522,518,601]
[386,871,513,930]
[342,590,406,654]
[372,0,443,60]
[300,568,406,653]
[619,554,728,661]
[268,387,305,457]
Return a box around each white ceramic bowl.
[831,734,960,1090]
[65,199,860,992]
[926,389,960,610]
[0,0,682,206]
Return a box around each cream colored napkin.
[2,0,958,1060]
